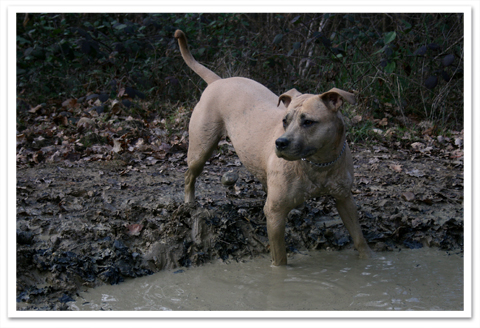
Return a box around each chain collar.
[301,140,347,168]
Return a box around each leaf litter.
[16,99,464,310]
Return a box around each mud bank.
[16,145,464,310]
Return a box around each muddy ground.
[16,139,464,311]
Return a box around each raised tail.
[174,30,221,85]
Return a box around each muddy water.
[71,248,463,312]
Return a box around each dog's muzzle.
[275,136,318,161]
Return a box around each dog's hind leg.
[184,113,224,203]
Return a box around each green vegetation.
[17,13,464,131]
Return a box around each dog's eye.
[302,120,315,127]
[282,118,288,129]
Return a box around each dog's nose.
[275,138,290,150]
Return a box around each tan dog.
[175,30,373,265]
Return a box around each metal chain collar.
[301,140,347,168]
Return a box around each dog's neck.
[301,129,347,169]
[301,139,347,168]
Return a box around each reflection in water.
[71,248,463,311]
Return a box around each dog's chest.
[303,169,353,199]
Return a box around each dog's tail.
[174,30,221,85]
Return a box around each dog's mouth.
[276,149,316,161]
[275,151,295,160]
[275,138,317,161]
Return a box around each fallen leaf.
[454,138,463,148]
[144,157,158,165]
[110,99,121,114]
[119,168,131,176]
[351,115,362,124]
[62,98,77,109]
[158,142,172,153]
[53,115,68,126]
[32,151,44,163]
[112,139,123,153]
[46,151,62,163]
[373,145,389,153]
[450,149,463,159]
[378,199,393,207]
[358,177,371,185]
[385,128,395,137]
[411,142,425,152]
[401,132,412,140]
[406,169,425,177]
[389,164,403,172]
[422,126,436,136]
[29,104,42,113]
[117,88,125,98]
[126,224,143,236]
[77,117,95,131]
[378,118,388,127]
[410,217,423,228]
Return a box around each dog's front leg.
[335,194,373,259]
[264,197,290,266]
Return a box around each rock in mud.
[221,171,239,186]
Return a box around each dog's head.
[274,88,355,161]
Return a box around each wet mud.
[16,145,464,310]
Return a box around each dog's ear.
[277,88,302,108]
[319,88,356,111]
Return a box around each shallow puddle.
[71,248,463,312]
